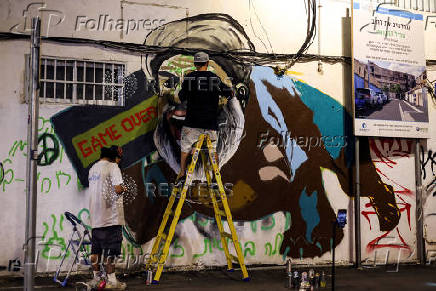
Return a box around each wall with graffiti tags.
[0,0,435,272]
[422,67,436,262]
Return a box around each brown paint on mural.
[46,12,405,260]
[123,75,400,259]
[227,180,257,210]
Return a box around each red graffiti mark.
[362,202,376,230]
[376,169,413,196]
[369,138,413,168]
[396,195,412,230]
[366,227,411,253]
[361,195,412,230]
[365,139,413,253]
[370,140,397,168]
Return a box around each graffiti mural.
[51,69,157,187]
[361,138,416,262]
[45,13,407,263]
[0,116,72,194]
[421,146,436,198]
[422,142,436,249]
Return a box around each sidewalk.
[1,264,436,290]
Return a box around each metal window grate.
[32,56,125,106]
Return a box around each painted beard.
[153,97,245,181]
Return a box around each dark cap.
[194,51,209,63]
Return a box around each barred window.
[26,56,125,106]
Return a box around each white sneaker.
[105,279,127,290]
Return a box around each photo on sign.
[354,58,428,122]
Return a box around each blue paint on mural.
[251,66,308,181]
[299,188,320,243]
[294,80,354,165]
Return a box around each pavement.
[356,99,428,122]
[1,264,436,290]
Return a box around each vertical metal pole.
[332,222,336,291]
[354,137,361,268]
[415,139,425,264]
[24,17,41,291]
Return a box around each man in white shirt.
[87,146,126,290]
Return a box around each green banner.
[72,95,158,168]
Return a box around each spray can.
[287,259,292,274]
[98,280,106,290]
[146,269,153,285]
[286,260,292,288]
[292,270,300,288]
[300,271,310,289]
[308,269,315,287]
[320,271,326,288]
[287,263,292,288]
[314,272,320,288]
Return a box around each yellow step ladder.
[145,134,250,284]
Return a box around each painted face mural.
[52,14,401,259]
[153,55,245,178]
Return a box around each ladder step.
[149,255,158,263]
[161,233,168,241]
[221,232,232,239]
[217,209,226,217]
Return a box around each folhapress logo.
[9,2,65,37]
[75,15,165,35]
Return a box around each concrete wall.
[0,0,435,273]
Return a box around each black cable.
[0,32,345,66]
[274,0,317,75]
[1,31,435,68]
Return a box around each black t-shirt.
[178,70,232,130]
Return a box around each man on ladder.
[176,51,233,183]
[145,52,250,284]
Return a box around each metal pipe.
[317,0,323,73]
[332,222,337,291]
[24,17,41,291]
[354,137,361,268]
[415,139,425,264]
